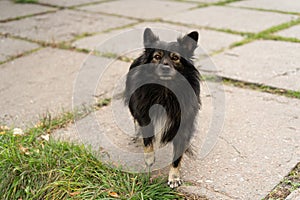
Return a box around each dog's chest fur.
[151,107,171,147]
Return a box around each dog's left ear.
[144,28,159,48]
[178,31,199,53]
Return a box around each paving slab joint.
[221,77,300,99]
[0,9,58,23]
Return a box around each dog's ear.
[178,31,199,53]
[144,28,159,47]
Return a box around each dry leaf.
[40,134,50,141]
[19,145,30,155]
[109,191,119,198]
[13,128,24,136]
[69,191,80,196]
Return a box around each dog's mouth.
[159,75,173,80]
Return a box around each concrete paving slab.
[229,0,300,14]
[181,86,300,199]
[0,48,99,127]
[164,6,297,33]
[72,22,243,58]
[208,40,300,91]
[0,36,40,63]
[0,10,136,43]
[38,0,104,7]
[78,0,196,20]
[276,25,300,40]
[0,0,56,21]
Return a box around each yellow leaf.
[0,131,5,135]
[109,191,119,198]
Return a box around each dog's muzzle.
[156,64,177,80]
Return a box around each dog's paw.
[168,166,182,188]
[168,177,182,188]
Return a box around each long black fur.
[124,28,201,169]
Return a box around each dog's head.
[142,28,198,80]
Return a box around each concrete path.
[1,0,300,199]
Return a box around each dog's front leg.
[168,138,187,188]
[143,140,154,168]
[137,122,155,168]
[143,129,155,168]
[168,156,182,188]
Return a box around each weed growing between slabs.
[264,163,300,200]
[14,0,38,3]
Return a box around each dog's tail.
[185,144,196,158]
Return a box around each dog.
[124,28,200,188]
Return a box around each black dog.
[125,28,200,188]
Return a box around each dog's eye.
[154,54,162,60]
[171,55,179,61]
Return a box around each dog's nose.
[160,64,171,73]
[163,59,169,66]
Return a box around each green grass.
[213,0,242,6]
[95,98,111,108]
[0,125,182,199]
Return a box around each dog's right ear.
[144,28,159,47]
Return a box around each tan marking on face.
[170,52,181,63]
[152,51,163,63]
